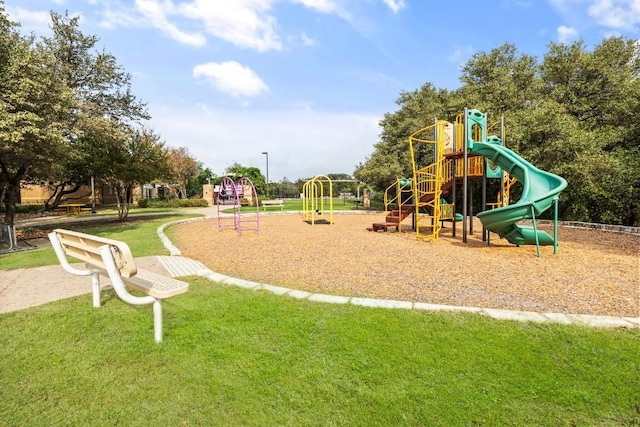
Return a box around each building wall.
[19,182,146,205]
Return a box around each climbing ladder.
[216,177,260,235]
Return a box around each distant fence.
[524,220,639,236]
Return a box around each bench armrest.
[49,232,96,277]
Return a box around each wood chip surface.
[172,213,640,317]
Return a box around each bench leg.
[92,272,101,307]
[153,300,162,343]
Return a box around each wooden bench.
[48,228,189,342]
[261,199,284,211]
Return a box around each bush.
[0,204,44,214]
[136,198,208,209]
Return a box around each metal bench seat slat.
[123,269,190,299]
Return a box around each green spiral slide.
[470,142,567,246]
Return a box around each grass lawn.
[1,213,638,425]
[0,213,197,270]
[1,281,638,426]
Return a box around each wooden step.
[367,222,399,232]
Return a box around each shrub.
[137,198,208,209]
[1,204,44,214]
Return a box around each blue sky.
[8,0,640,181]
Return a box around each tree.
[39,11,149,211]
[0,6,74,225]
[86,121,168,219]
[166,146,199,199]
[278,177,299,198]
[225,163,266,194]
[537,38,640,224]
[354,83,459,191]
[459,43,541,116]
[186,166,216,198]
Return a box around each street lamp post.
[90,175,96,214]
[261,151,269,197]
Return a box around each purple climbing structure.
[216,176,260,236]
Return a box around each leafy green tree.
[88,124,168,219]
[225,162,266,194]
[459,43,541,117]
[0,6,74,225]
[355,83,459,190]
[166,146,199,199]
[537,38,640,224]
[186,166,216,198]
[40,11,149,210]
[278,177,299,198]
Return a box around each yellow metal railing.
[384,178,413,214]
[408,120,448,241]
[451,156,484,177]
[488,174,518,209]
[440,201,456,220]
[383,178,413,232]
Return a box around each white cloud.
[32,0,386,51]
[135,0,206,47]
[447,45,474,64]
[176,0,283,52]
[550,0,640,31]
[557,24,579,42]
[98,7,144,30]
[148,104,380,180]
[290,0,338,14]
[383,0,406,14]
[587,0,640,30]
[5,6,51,32]
[288,31,317,46]
[301,32,316,46]
[193,61,269,98]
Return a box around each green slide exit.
[470,142,567,246]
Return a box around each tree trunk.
[3,180,20,226]
[115,183,132,221]
[0,164,26,226]
[41,181,85,212]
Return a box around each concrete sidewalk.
[0,256,172,313]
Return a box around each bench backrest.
[50,228,137,277]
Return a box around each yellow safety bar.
[382,179,414,233]
[302,175,333,225]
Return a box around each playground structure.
[371,108,567,257]
[302,175,334,225]
[216,177,260,236]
